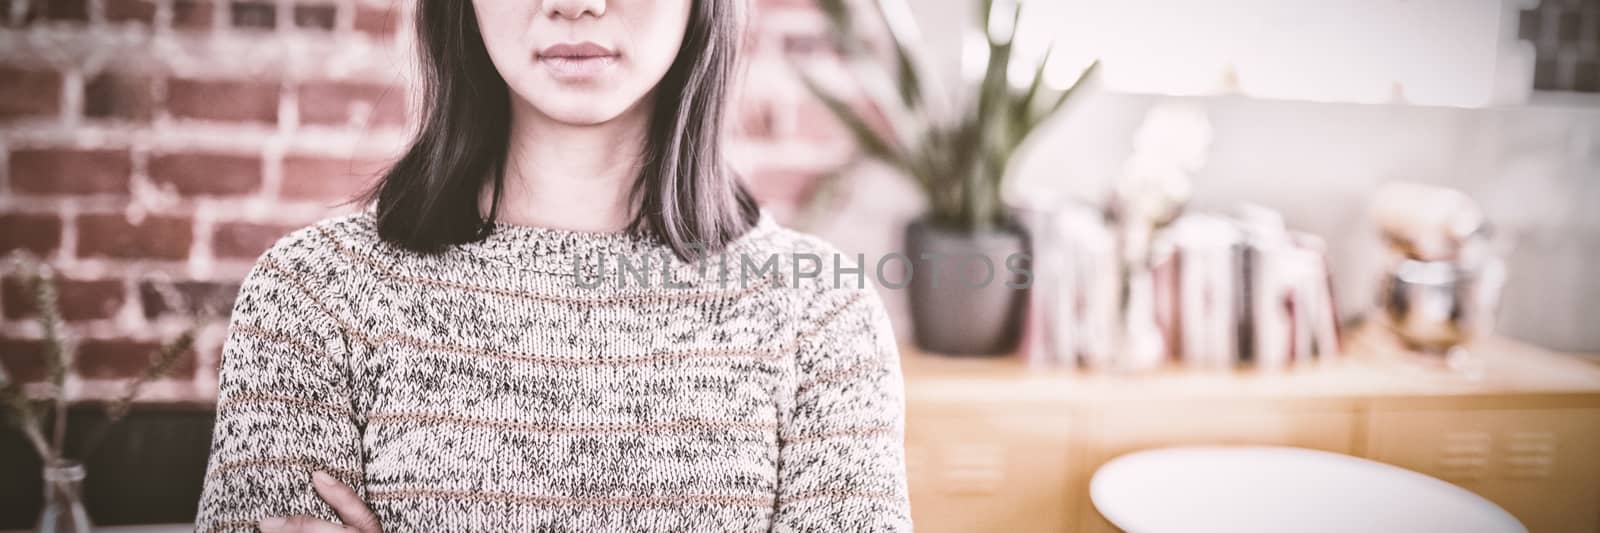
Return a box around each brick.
[0,337,47,383]
[298,81,408,127]
[738,98,776,138]
[780,95,891,145]
[172,0,213,30]
[41,0,89,22]
[0,213,63,255]
[0,65,62,121]
[77,214,194,260]
[782,32,834,56]
[167,78,279,124]
[148,153,263,196]
[0,336,197,382]
[9,148,132,195]
[138,280,240,318]
[104,0,158,24]
[790,99,850,142]
[292,2,336,30]
[742,169,821,213]
[229,0,276,29]
[212,221,296,259]
[353,5,396,37]
[2,276,125,321]
[280,155,388,201]
[84,72,157,121]
[78,338,198,380]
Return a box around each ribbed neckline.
[450,209,781,275]
[472,219,665,260]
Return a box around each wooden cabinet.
[904,403,1076,533]
[1365,408,1600,533]
[900,333,1600,533]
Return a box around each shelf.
[900,330,1600,406]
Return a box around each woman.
[194,0,912,531]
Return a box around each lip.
[536,42,620,79]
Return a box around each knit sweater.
[194,209,913,532]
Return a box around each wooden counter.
[900,331,1600,533]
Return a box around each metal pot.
[1378,257,1505,353]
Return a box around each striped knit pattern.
[194,208,913,532]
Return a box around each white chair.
[1089,445,1526,533]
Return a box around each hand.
[257,471,382,533]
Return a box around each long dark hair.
[360,0,760,261]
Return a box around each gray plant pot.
[904,216,1030,356]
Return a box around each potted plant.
[796,0,1098,355]
[0,253,205,533]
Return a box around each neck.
[482,96,651,233]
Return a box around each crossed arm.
[198,240,912,531]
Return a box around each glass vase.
[37,459,93,533]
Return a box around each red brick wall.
[0,0,857,401]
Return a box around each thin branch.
[16,257,73,458]
[0,381,52,461]
[81,325,198,459]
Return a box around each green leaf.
[975,5,1017,121]
[814,0,856,51]
[794,66,909,170]
[972,0,1020,229]
[815,0,852,27]
[888,35,924,110]
[801,0,1091,232]
[1013,43,1055,141]
[869,0,927,111]
[1037,59,1100,130]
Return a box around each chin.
[536,103,626,126]
[524,85,649,126]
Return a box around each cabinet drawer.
[905,403,1075,533]
[1366,408,1600,533]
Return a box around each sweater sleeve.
[195,235,367,532]
[773,286,914,532]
